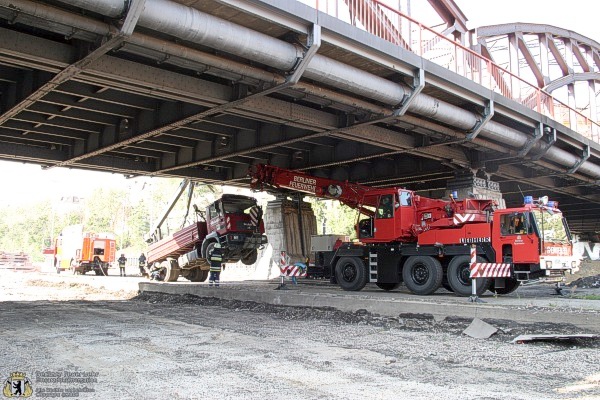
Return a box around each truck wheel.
[402,256,443,295]
[447,255,491,296]
[186,268,208,282]
[241,250,258,265]
[489,278,520,295]
[205,241,216,262]
[163,259,179,282]
[376,282,400,291]
[335,257,368,291]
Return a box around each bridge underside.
[0,0,599,235]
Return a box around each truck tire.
[241,249,258,265]
[335,257,368,291]
[402,256,443,295]
[376,282,400,291]
[163,259,179,282]
[204,241,216,262]
[489,278,520,295]
[186,268,209,282]
[447,255,491,296]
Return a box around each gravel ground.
[0,269,599,400]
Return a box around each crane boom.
[250,164,377,214]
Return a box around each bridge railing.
[303,0,600,143]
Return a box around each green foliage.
[573,294,600,300]
[0,177,218,261]
[306,198,357,238]
[0,176,246,262]
[84,188,127,232]
[0,201,54,261]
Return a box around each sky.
[0,0,597,204]
[0,161,152,206]
[455,0,599,42]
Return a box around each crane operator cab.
[500,212,529,235]
[357,190,413,242]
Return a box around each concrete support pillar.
[264,196,317,266]
[445,171,505,209]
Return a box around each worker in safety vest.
[138,253,147,277]
[118,254,127,277]
[208,242,224,287]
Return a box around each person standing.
[138,253,147,276]
[118,253,127,277]
[208,242,223,287]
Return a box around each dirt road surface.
[1,269,599,400]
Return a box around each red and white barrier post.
[468,244,512,303]
[275,251,307,290]
[469,245,479,302]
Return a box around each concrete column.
[445,171,505,209]
[264,196,317,266]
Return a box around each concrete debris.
[463,318,498,339]
[512,334,599,344]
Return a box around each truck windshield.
[532,209,569,243]
[222,198,257,214]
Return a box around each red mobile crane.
[250,164,580,296]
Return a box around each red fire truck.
[53,224,116,275]
[250,164,580,296]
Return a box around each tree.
[306,198,357,238]
[0,175,224,261]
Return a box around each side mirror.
[394,202,400,209]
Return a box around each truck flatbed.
[147,222,207,264]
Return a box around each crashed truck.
[145,180,268,282]
[250,164,581,296]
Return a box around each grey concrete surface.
[139,280,600,332]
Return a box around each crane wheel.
[335,257,368,291]
[402,256,443,295]
[447,255,491,296]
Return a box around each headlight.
[545,260,553,268]
[571,261,577,268]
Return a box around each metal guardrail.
[304,0,600,143]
